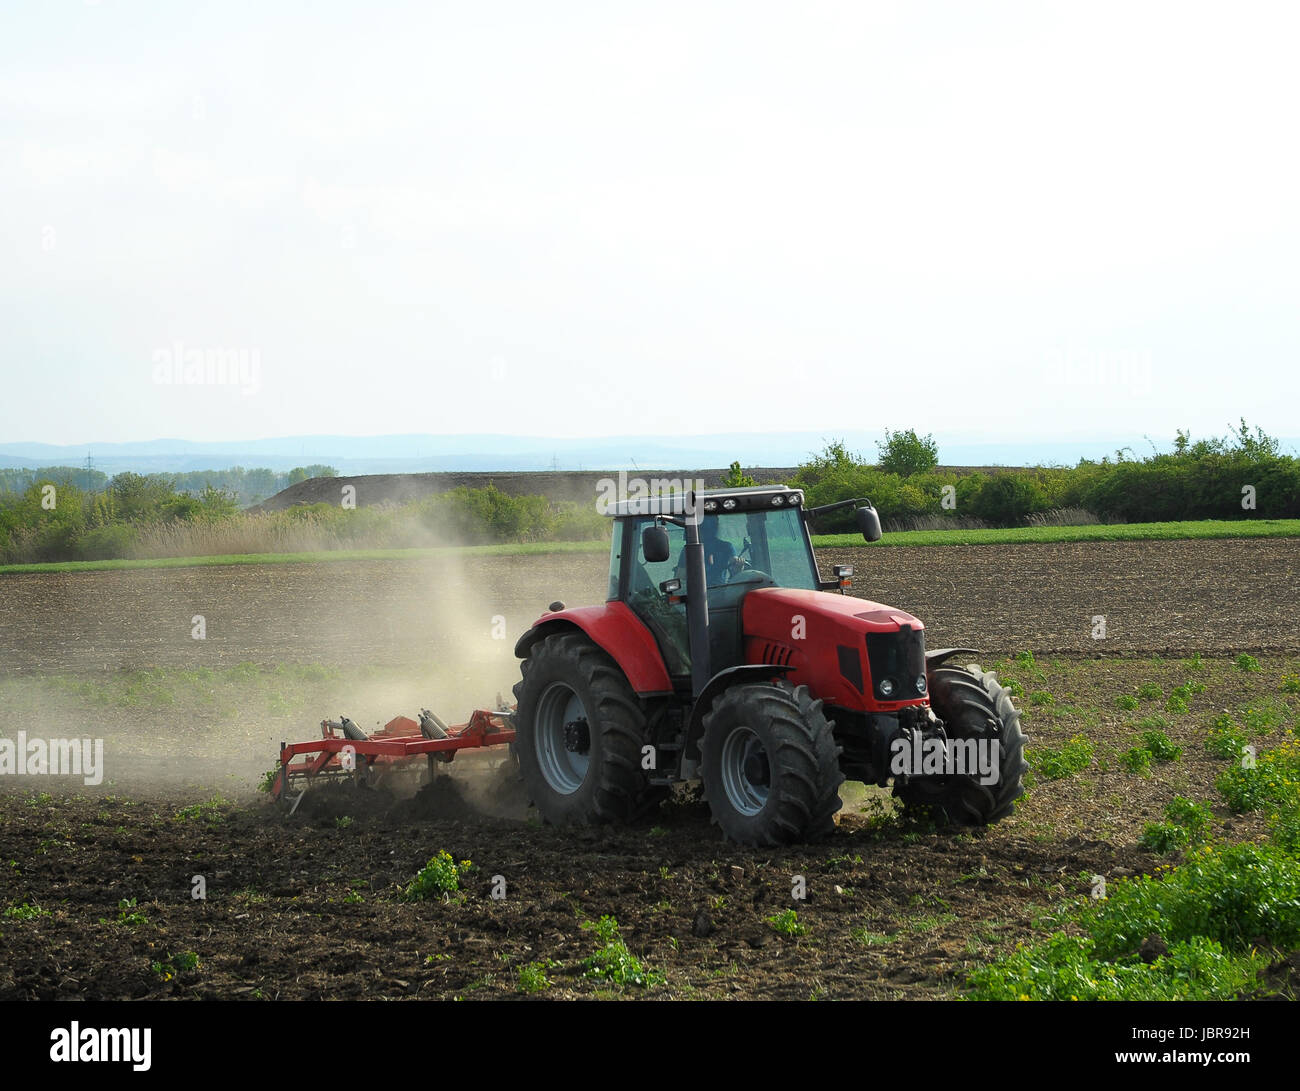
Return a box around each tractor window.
[756,508,819,590]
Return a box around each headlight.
[771,495,784,506]
[915,674,927,694]
[878,677,896,698]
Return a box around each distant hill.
[0,430,1239,476]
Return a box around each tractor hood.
[744,587,924,633]
[741,587,926,711]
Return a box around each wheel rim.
[719,726,769,816]
[535,682,591,794]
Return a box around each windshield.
[629,507,818,593]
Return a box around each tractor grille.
[758,641,795,666]
[864,625,926,700]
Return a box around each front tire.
[700,682,843,846]
[512,632,650,826]
[894,663,1028,825]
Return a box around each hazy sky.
[2,2,1297,449]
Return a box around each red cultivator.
[271,705,516,813]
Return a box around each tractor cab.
[607,486,824,680]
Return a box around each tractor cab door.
[621,516,691,678]
[620,514,758,679]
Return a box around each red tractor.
[511,485,1027,846]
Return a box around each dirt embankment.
[249,468,802,512]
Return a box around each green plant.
[1116,695,1140,712]
[402,850,473,901]
[1029,691,1056,708]
[257,766,279,793]
[1119,747,1153,776]
[1242,704,1286,735]
[1138,822,1189,854]
[174,796,228,823]
[1215,737,1300,813]
[516,961,553,994]
[767,908,807,937]
[3,902,49,920]
[151,951,201,980]
[580,916,663,988]
[335,815,353,829]
[1280,673,1300,695]
[1014,650,1045,679]
[1206,716,1249,759]
[111,898,148,926]
[966,932,1261,1001]
[1137,683,1163,701]
[1185,652,1205,671]
[1139,796,1212,854]
[1088,843,1300,958]
[1165,796,1213,840]
[1236,654,1261,673]
[1141,730,1183,763]
[1030,736,1093,780]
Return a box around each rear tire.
[700,682,843,846]
[512,632,650,826]
[894,663,1028,825]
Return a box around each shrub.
[1141,730,1183,763]
[1120,747,1152,775]
[581,916,663,988]
[402,850,472,901]
[1139,822,1189,854]
[966,932,1260,1001]
[77,524,139,560]
[1086,843,1300,958]
[1215,738,1300,813]
[1206,716,1249,759]
[876,429,939,477]
[516,961,553,994]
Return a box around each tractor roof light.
[703,500,718,512]
[722,498,737,510]
[771,495,784,506]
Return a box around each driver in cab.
[675,517,743,586]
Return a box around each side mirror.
[856,503,882,543]
[642,525,671,563]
